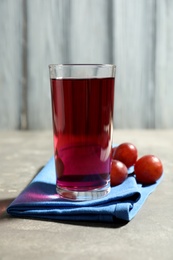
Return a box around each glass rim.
[49,64,116,69]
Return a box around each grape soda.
[50,78,115,192]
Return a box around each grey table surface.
[0,130,173,260]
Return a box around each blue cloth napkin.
[7,156,163,223]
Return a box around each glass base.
[56,183,111,201]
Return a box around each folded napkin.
[7,156,163,223]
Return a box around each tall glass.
[49,64,115,200]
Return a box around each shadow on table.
[52,218,128,228]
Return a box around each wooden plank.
[155,0,173,128]
[112,0,156,128]
[0,0,23,129]
[68,0,113,63]
[26,0,71,129]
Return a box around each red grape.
[134,155,163,184]
[110,160,128,186]
[113,142,138,168]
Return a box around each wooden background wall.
[0,0,173,130]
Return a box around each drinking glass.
[49,64,115,200]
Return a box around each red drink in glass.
[49,65,115,200]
